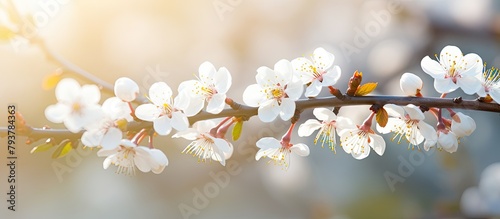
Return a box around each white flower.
[298,108,338,152]
[97,139,168,175]
[255,137,309,169]
[114,77,139,102]
[135,82,189,135]
[291,47,341,97]
[376,104,436,150]
[451,112,476,137]
[44,78,103,133]
[243,59,304,122]
[461,163,500,217]
[81,97,133,150]
[178,61,232,116]
[338,117,386,160]
[421,45,482,94]
[400,73,423,96]
[173,120,233,166]
[476,66,500,103]
[424,130,458,153]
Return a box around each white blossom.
[135,82,189,135]
[177,61,232,116]
[44,78,102,133]
[97,139,168,175]
[376,104,436,150]
[243,59,303,122]
[255,137,309,169]
[173,120,233,166]
[421,45,482,94]
[292,47,341,97]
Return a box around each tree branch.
[2,96,499,142]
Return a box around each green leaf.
[232,120,243,141]
[30,139,54,153]
[52,140,73,159]
[376,107,388,128]
[355,82,378,96]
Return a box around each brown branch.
[2,96,499,142]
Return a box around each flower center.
[310,66,324,82]
[271,88,284,98]
[162,103,173,116]
[72,102,82,113]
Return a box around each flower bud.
[114,77,139,102]
[451,112,476,137]
[438,131,458,153]
[400,73,423,96]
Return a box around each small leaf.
[52,140,73,159]
[30,139,54,153]
[42,69,63,90]
[355,82,378,96]
[0,25,15,41]
[376,107,389,128]
[232,120,243,141]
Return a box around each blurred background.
[1,0,500,218]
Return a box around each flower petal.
[149,82,172,106]
[101,127,122,150]
[292,57,315,84]
[291,143,310,156]
[421,56,446,79]
[153,116,172,135]
[457,76,482,95]
[458,53,482,77]
[135,104,161,122]
[243,84,265,107]
[170,111,189,131]
[304,79,322,97]
[206,93,226,114]
[274,59,294,83]
[183,96,204,117]
[81,130,103,147]
[284,80,304,100]
[149,148,168,167]
[440,45,463,69]
[404,104,425,120]
[313,107,337,122]
[298,119,322,137]
[322,65,341,86]
[256,137,280,150]
[45,103,70,123]
[172,128,199,140]
[258,99,280,122]
[352,148,370,160]
[434,78,459,94]
[256,66,276,86]
[369,134,386,156]
[81,84,101,105]
[55,78,81,102]
[279,98,296,121]
[214,67,232,94]
[199,61,216,80]
[489,87,500,103]
[384,104,404,118]
[213,138,231,154]
[313,47,335,71]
